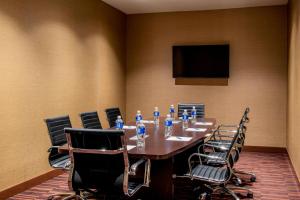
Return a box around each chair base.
[198,186,240,200]
[198,184,253,200]
[48,191,92,200]
[47,193,76,200]
[63,194,84,200]
[234,169,256,182]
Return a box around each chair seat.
[51,155,70,169]
[189,165,229,183]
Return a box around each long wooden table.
[59,118,216,200]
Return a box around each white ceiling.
[102,0,288,14]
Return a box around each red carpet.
[8,152,300,200]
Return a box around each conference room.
[0,0,299,199]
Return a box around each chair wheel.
[250,175,256,182]
[200,192,211,200]
[220,191,226,198]
[247,192,253,198]
[233,178,242,186]
[47,196,56,200]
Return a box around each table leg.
[149,158,174,200]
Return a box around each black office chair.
[65,128,151,199]
[205,108,250,165]
[44,115,75,200]
[174,124,253,200]
[207,107,250,148]
[79,111,102,129]
[200,125,246,186]
[203,108,256,183]
[105,107,122,128]
[178,103,205,118]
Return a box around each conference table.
[59,117,216,200]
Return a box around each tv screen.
[172,44,229,78]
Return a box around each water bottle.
[136,120,146,147]
[191,106,197,123]
[136,110,143,124]
[170,104,175,119]
[164,114,173,137]
[153,107,160,125]
[182,109,189,129]
[115,115,124,129]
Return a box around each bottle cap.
[137,110,141,114]
[184,109,187,112]
[170,104,174,108]
[117,115,121,119]
[166,114,171,118]
[154,107,158,111]
[193,106,196,109]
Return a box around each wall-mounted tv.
[172,44,230,78]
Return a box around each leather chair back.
[44,115,72,167]
[225,124,243,161]
[105,107,122,128]
[65,128,127,195]
[79,111,102,129]
[178,103,205,118]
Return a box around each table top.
[59,118,216,160]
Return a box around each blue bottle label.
[192,111,196,116]
[154,111,160,117]
[137,126,145,135]
[116,122,123,129]
[165,120,172,126]
[136,115,142,121]
[183,115,189,120]
[170,108,175,113]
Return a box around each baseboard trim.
[244,145,287,153]
[0,169,64,199]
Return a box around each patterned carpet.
[233,152,300,200]
[8,152,300,200]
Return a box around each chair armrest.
[217,134,235,138]
[209,128,236,141]
[207,140,231,145]
[194,153,226,160]
[189,152,226,165]
[207,143,229,151]
[215,129,237,140]
[219,124,239,128]
[199,143,229,152]
[129,159,146,176]
[47,146,60,152]
[217,129,237,134]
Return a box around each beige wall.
[0,0,126,191]
[126,6,287,147]
[288,0,300,181]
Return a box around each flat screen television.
[172,44,229,78]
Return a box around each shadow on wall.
[0,0,126,120]
[0,0,123,43]
[0,0,127,192]
[0,0,125,74]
